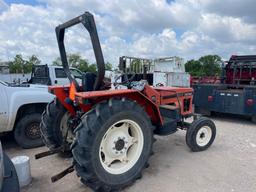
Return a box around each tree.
[105,62,113,71]
[8,54,41,74]
[52,53,95,73]
[67,54,90,72]
[28,55,41,65]
[185,59,203,76]
[185,55,222,76]
[23,55,41,73]
[199,55,222,76]
[68,54,83,67]
[76,59,90,72]
[52,57,62,66]
[9,54,25,73]
[87,63,97,73]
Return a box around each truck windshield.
[70,69,83,78]
[55,68,83,79]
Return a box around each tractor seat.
[82,72,96,92]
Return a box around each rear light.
[208,96,213,102]
[246,99,254,106]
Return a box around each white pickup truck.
[28,65,83,86]
[0,80,54,148]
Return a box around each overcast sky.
[0,0,255,66]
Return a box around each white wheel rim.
[99,119,144,175]
[196,126,212,147]
[60,112,74,143]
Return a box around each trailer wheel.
[186,117,216,152]
[14,113,43,149]
[40,98,75,151]
[72,98,154,191]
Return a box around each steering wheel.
[114,72,136,88]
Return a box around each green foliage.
[8,54,41,73]
[52,57,62,66]
[52,53,97,73]
[24,55,41,73]
[199,55,222,76]
[87,64,97,73]
[185,55,222,77]
[9,54,24,73]
[185,59,203,76]
[7,53,112,74]
[105,62,113,71]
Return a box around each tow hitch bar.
[35,146,63,159]
[51,165,74,183]
[35,146,74,182]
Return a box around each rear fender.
[48,86,76,115]
[76,90,163,126]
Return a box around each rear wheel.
[40,98,75,151]
[72,98,154,191]
[14,113,43,149]
[186,117,216,152]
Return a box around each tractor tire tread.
[186,117,216,152]
[40,98,66,150]
[72,98,155,191]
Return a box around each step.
[154,117,177,136]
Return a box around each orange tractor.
[38,12,216,192]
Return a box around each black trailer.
[193,55,256,123]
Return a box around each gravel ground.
[1,116,256,192]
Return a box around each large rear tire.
[40,98,74,151]
[72,98,154,191]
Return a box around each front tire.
[186,117,216,152]
[72,98,154,191]
[14,113,43,149]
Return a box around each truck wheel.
[41,98,74,151]
[186,117,216,152]
[14,113,43,149]
[72,98,154,191]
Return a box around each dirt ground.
[1,115,256,192]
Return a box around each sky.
[0,0,256,66]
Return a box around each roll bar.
[55,11,105,90]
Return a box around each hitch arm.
[35,146,64,159]
[51,165,74,183]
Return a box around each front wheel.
[72,98,154,191]
[186,117,216,152]
[14,113,43,149]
